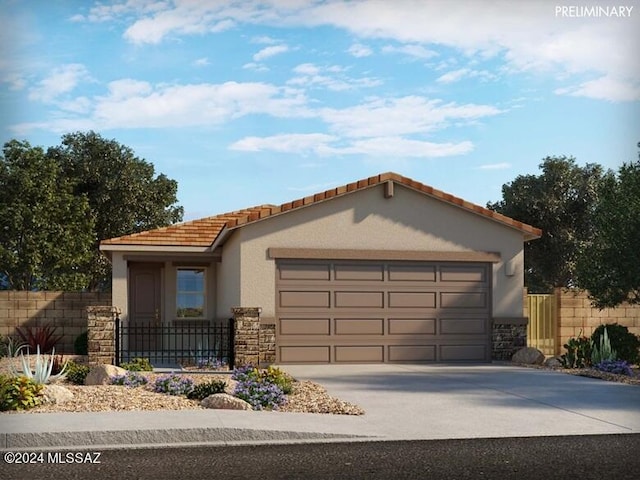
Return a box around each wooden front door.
[129,263,162,353]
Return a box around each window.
[176,268,205,318]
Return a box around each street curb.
[1,428,366,450]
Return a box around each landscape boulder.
[511,347,545,365]
[544,356,563,368]
[200,393,253,410]
[41,384,74,405]
[85,364,128,385]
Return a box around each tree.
[46,131,184,290]
[0,140,94,290]
[577,149,640,307]
[487,156,612,293]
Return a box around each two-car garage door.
[275,260,492,363]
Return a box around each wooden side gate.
[527,294,557,356]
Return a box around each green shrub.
[66,361,90,385]
[591,327,617,365]
[0,375,43,411]
[186,380,227,400]
[121,357,154,371]
[74,331,88,355]
[591,324,640,365]
[561,334,592,368]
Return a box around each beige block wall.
[555,288,640,349]
[233,183,528,319]
[0,291,112,354]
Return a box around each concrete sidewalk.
[1,364,638,450]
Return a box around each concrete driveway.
[281,363,640,440]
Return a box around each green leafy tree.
[487,156,612,293]
[47,131,184,290]
[577,149,640,307]
[0,140,94,290]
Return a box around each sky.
[1,0,639,221]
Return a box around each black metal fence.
[115,318,235,370]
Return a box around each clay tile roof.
[100,172,541,248]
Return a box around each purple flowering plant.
[231,365,287,410]
[594,359,634,376]
[110,371,149,388]
[153,374,195,396]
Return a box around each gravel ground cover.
[0,358,364,415]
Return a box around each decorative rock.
[511,347,545,365]
[544,356,563,368]
[42,384,74,405]
[200,393,253,411]
[84,364,128,385]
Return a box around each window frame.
[175,267,207,319]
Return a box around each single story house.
[100,172,541,364]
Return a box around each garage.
[276,259,491,363]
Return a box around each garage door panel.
[388,318,436,335]
[280,291,330,308]
[440,266,487,283]
[388,345,436,362]
[279,318,330,335]
[440,292,487,309]
[279,263,330,281]
[335,291,384,308]
[440,345,487,361]
[335,345,384,362]
[335,318,384,335]
[389,265,436,282]
[440,318,487,335]
[388,292,436,308]
[335,264,384,281]
[280,346,330,363]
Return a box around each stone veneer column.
[259,323,276,366]
[492,318,528,360]
[87,306,120,365]
[232,307,261,367]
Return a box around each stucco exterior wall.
[233,183,526,319]
[216,231,242,318]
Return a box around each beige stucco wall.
[229,183,527,319]
[216,232,241,318]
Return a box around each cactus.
[591,327,617,365]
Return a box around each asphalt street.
[3,434,640,480]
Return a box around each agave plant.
[9,345,68,384]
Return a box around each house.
[100,172,541,365]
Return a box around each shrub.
[591,327,617,365]
[74,331,88,355]
[186,380,227,400]
[231,365,260,382]
[594,360,634,376]
[15,324,63,354]
[195,358,228,370]
[591,324,640,365]
[110,371,149,388]
[0,375,43,411]
[0,336,25,358]
[121,357,154,372]
[561,334,592,368]
[153,374,194,396]
[66,361,90,385]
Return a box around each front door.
[129,263,162,355]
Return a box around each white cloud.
[477,162,511,170]
[347,43,372,57]
[381,44,436,59]
[229,133,473,158]
[253,44,289,61]
[230,133,337,155]
[242,62,269,71]
[554,75,640,102]
[193,57,210,67]
[287,63,382,91]
[319,96,503,138]
[436,68,497,84]
[252,35,278,44]
[28,64,91,103]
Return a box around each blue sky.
[1,0,638,221]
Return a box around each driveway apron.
[280,363,640,440]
